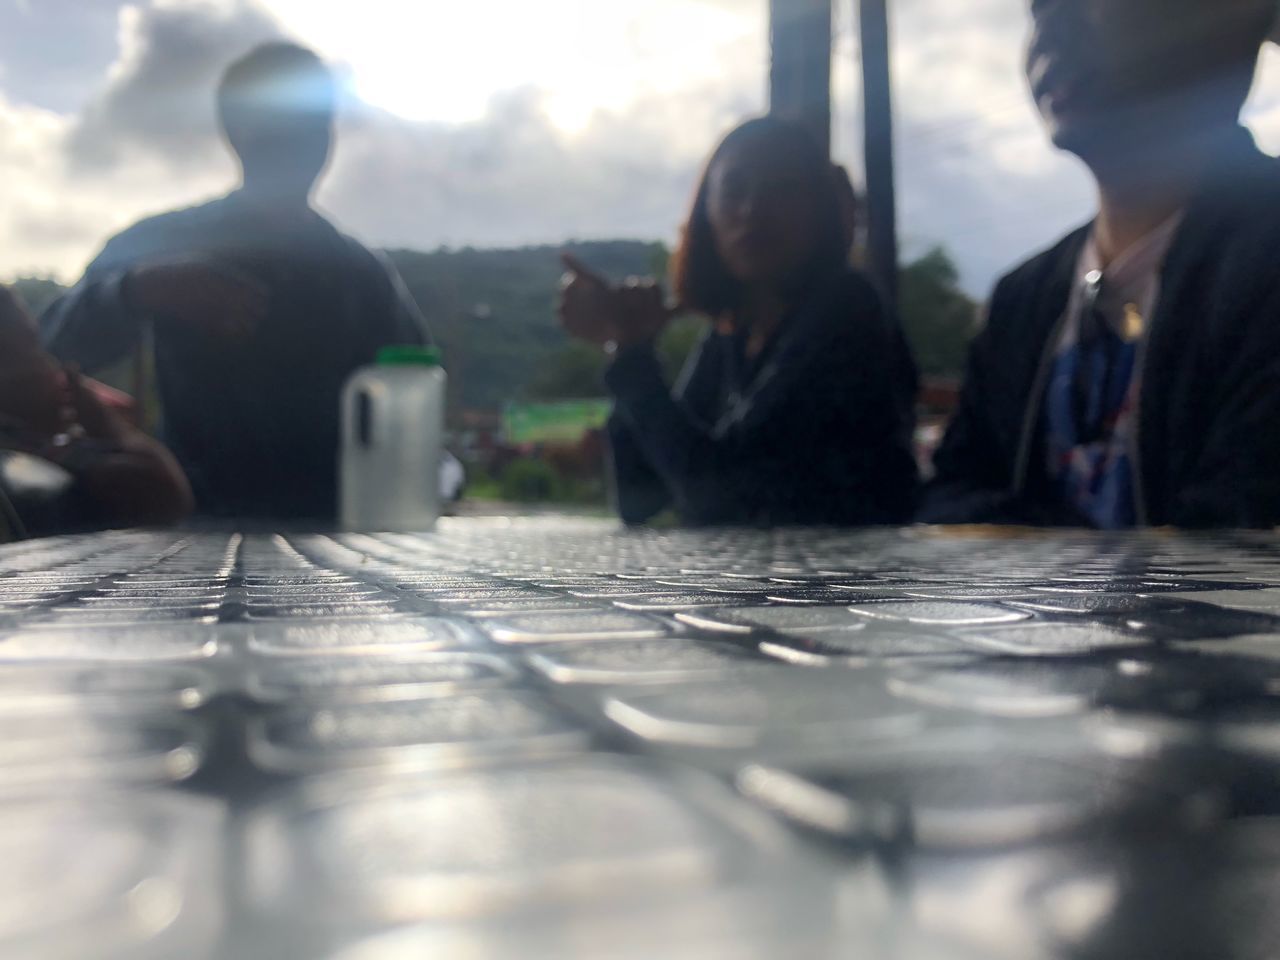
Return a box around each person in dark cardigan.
[922,0,1280,529]
[558,116,919,527]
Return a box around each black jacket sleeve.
[607,412,671,525]
[606,331,725,525]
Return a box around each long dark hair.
[670,116,849,318]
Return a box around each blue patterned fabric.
[1043,320,1139,529]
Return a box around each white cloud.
[0,89,234,279]
[318,25,763,251]
[323,92,633,251]
[269,0,763,131]
[3,0,1280,299]
[67,0,284,171]
[1245,45,1280,150]
[0,0,766,282]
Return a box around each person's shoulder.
[795,270,916,396]
[1208,129,1280,201]
[124,197,230,235]
[1240,148,1280,193]
[803,268,897,359]
[973,227,1087,333]
[1181,142,1280,303]
[1179,132,1280,255]
[96,198,229,260]
[815,267,886,328]
[334,232,413,291]
[1217,151,1280,238]
[827,266,883,306]
[331,227,388,268]
[991,227,1089,300]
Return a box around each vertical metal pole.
[859,0,899,318]
[770,0,833,158]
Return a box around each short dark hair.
[217,42,335,143]
[670,116,849,318]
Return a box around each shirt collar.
[1078,211,1185,296]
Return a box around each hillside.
[12,240,667,414]
[387,240,666,411]
[10,239,974,417]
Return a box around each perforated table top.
[4,519,1280,958]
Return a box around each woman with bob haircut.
[559,116,919,527]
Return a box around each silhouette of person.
[922,0,1280,529]
[0,286,191,540]
[559,116,918,527]
[43,43,429,523]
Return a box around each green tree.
[898,247,978,378]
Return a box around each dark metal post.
[769,0,832,158]
[859,0,899,317]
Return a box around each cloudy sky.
[3,0,1280,296]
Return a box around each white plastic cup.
[340,346,446,532]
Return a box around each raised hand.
[558,253,671,351]
[615,276,671,348]
[558,253,619,347]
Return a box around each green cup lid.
[377,345,443,367]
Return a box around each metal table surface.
[4,519,1280,959]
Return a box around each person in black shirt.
[558,116,918,527]
[921,0,1280,528]
[42,43,427,523]
[0,287,191,540]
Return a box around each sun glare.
[265,0,759,133]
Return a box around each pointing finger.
[560,252,609,289]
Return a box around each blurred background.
[5,0,1280,512]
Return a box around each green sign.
[503,400,613,444]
